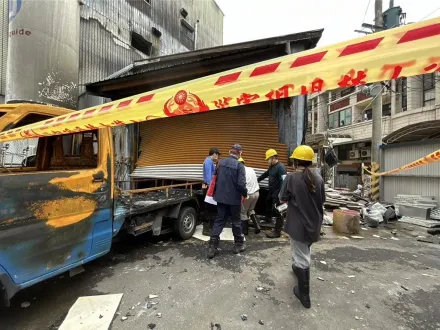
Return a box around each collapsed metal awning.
[383,120,440,144]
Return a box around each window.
[331,92,337,102]
[382,103,391,117]
[0,137,39,169]
[328,108,352,129]
[423,73,435,106]
[180,8,188,18]
[340,87,355,97]
[49,132,98,170]
[401,78,407,111]
[131,31,152,56]
[364,109,372,120]
[180,19,195,50]
[0,113,52,171]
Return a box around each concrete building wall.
[6,0,80,109]
[79,0,223,92]
[0,0,224,105]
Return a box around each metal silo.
[6,0,80,109]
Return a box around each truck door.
[0,121,113,284]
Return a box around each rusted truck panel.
[0,105,115,305]
[0,104,200,306]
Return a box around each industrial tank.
[6,0,80,109]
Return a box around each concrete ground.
[1,224,440,330]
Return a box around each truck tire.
[174,207,197,240]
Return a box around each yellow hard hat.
[238,157,244,163]
[290,145,314,162]
[265,149,278,160]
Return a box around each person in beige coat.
[238,158,261,235]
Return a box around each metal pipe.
[194,19,200,50]
[375,0,384,27]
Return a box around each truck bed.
[116,181,202,218]
[119,188,199,216]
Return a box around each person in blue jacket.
[202,147,220,236]
[207,144,248,259]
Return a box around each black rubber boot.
[242,220,249,236]
[266,216,283,238]
[202,221,211,236]
[233,236,246,254]
[293,268,311,309]
[207,238,219,259]
[250,214,261,234]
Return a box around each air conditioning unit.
[361,149,371,158]
[349,150,360,159]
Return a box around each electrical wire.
[362,0,372,26]
[419,7,440,21]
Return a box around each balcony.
[330,98,350,112]
[328,116,391,144]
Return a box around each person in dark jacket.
[279,145,325,309]
[258,149,287,238]
[208,144,248,259]
[202,147,221,236]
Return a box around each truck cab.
[0,104,200,306]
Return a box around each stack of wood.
[324,187,365,211]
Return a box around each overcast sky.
[215,0,440,47]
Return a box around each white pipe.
[194,19,200,50]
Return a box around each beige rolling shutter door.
[137,103,289,169]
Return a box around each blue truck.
[0,104,202,306]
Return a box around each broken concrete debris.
[121,316,128,321]
[157,313,162,318]
[210,323,222,330]
[259,320,265,325]
[418,236,440,244]
[324,187,365,211]
[147,323,156,329]
[21,301,31,308]
[149,294,159,299]
[396,195,440,228]
[240,314,248,321]
[256,286,270,293]
[317,277,325,281]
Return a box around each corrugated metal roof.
[89,29,323,85]
[383,120,440,144]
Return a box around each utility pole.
[370,0,384,201]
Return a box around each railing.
[124,181,203,199]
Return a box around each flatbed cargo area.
[114,181,203,238]
[119,186,202,216]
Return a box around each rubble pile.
[324,186,366,211]
[395,194,440,228]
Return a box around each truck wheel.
[174,207,197,240]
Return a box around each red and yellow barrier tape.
[0,17,440,144]
[363,148,440,177]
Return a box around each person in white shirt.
[238,158,261,235]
